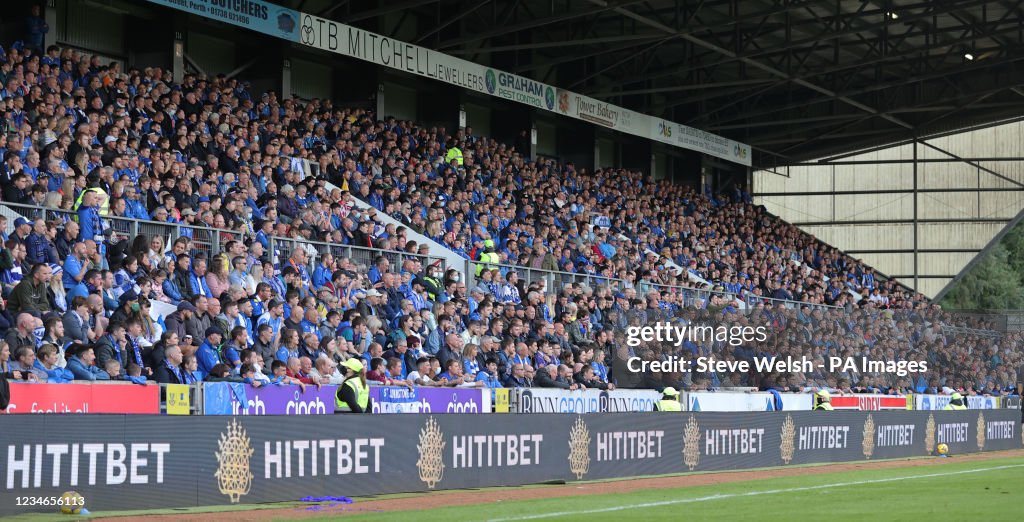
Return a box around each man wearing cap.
[654,387,682,411]
[164,301,196,349]
[337,358,372,413]
[109,289,139,325]
[195,326,225,380]
[9,216,32,245]
[355,288,384,319]
[406,278,431,312]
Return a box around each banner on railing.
[369,386,491,414]
[494,388,511,413]
[203,382,336,415]
[686,391,813,411]
[515,388,660,413]
[165,384,191,415]
[914,394,1001,411]
[1,383,159,414]
[830,394,908,411]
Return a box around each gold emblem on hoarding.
[977,412,986,451]
[862,414,876,459]
[683,415,701,470]
[780,414,796,464]
[214,419,254,503]
[925,414,936,453]
[417,417,445,488]
[568,416,591,480]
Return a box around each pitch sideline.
[489,463,1024,521]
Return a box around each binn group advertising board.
[515,388,661,413]
[0,410,1018,515]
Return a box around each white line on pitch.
[488,463,1024,521]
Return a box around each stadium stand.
[0,42,1020,397]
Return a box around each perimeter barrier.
[2,383,1016,415]
[1,410,1020,515]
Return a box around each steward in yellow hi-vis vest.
[73,185,109,216]
[654,387,682,411]
[336,358,370,413]
[474,240,499,277]
[814,389,834,411]
[943,392,967,410]
[445,140,463,166]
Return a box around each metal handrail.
[940,325,1004,339]
[468,259,840,313]
[0,201,449,273]
[0,200,854,313]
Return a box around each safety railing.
[468,259,840,314]
[269,236,448,277]
[6,381,1018,415]
[0,200,901,317]
[1,201,225,261]
[0,201,448,276]
[940,324,1005,339]
[466,259,627,294]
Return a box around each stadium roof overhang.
[298,0,1024,169]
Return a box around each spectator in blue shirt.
[25,218,57,265]
[195,326,225,380]
[62,241,88,290]
[475,358,502,388]
[34,344,73,383]
[76,191,104,242]
[275,328,301,364]
[66,345,110,381]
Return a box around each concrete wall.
[290,58,333,100]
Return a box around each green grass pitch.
[332,455,1024,522]
[8,455,1021,521]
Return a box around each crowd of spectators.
[0,42,1018,400]
[613,304,1023,396]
